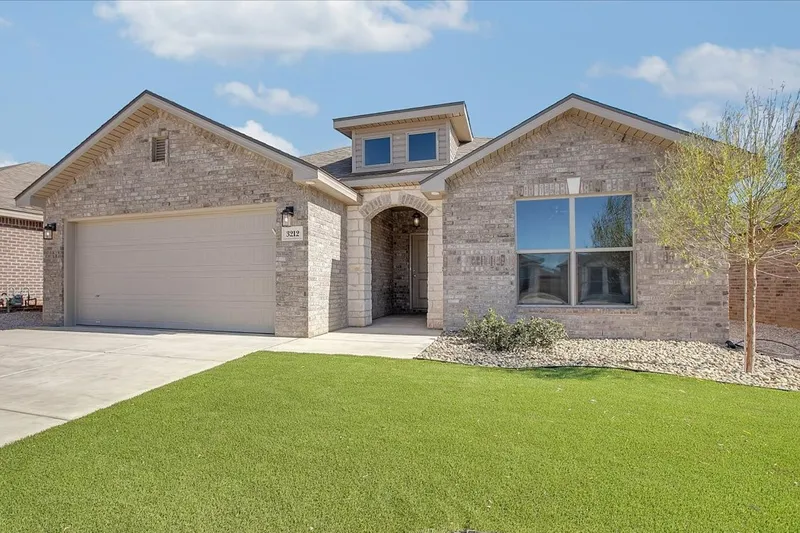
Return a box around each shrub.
[462,309,566,352]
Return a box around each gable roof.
[0,162,49,220]
[301,137,492,183]
[333,101,473,142]
[16,90,359,209]
[420,93,691,194]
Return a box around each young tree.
[646,88,800,373]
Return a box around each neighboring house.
[15,91,728,340]
[729,246,800,329]
[1,162,49,304]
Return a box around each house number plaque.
[281,226,304,242]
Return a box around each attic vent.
[151,136,168,163]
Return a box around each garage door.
[74,208,276,334]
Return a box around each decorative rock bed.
[418,327,800,391]
[0,310,43,331]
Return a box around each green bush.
[462,309,566,352]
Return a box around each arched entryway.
[347,190,443,329]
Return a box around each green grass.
[1,353,799,532]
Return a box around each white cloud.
[682,101,722,128]
[94,0,475,62]
[232,120,299,155]
[0,17,10,27]
[216,82,318,116]
[0,152,18,167]
[590,43,800,97]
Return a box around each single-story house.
[1,162,49,304]
[15,91,728,340]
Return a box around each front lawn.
[1,353,798,532]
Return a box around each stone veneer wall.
[43,109,346,337]
[443,114,729,342]
[729,242,800,329]
[371,209,394,319]
[307,196,348,336]
[0,217,43,302]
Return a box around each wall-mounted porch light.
[43,222,57,241]
[281,206,295,227]
[412,212,421,227]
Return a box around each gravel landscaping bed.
[0,311,43,331]
[419,328,800,391]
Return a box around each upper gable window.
[363,136,391,166]
[407,131,437,162]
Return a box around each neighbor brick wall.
[729,242,800,328]
[0,217,43,302]
[443,114,729,342]
[371,209,394,319]
[43,109,346,337]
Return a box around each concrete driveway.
[0,316,440,447]
[0,327,290,447]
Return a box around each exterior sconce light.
[412,212,421,227]
[43,222,57,241]
[281,206,295,227]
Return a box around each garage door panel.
[74,209,276,334]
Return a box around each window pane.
[518,253,570,305]
[516,199,570,250]
[364,137,391,166]
[408,132,437,162]
[577,252,632,304]
[575,195,632,249]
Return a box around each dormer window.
[363,136,391,166]
[407,131,437,162]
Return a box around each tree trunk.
[744,259,757,373]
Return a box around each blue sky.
[1,1,799,166]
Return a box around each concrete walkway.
[266,315,441,358]
[0,315,440,446]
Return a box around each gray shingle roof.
[0,162,49,215]
[300,137,493,181]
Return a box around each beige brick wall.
[0,217,43,303]
[729,243,800,329]
[43,109,346,337]
[307,196,348,336]
[443,115,729,342]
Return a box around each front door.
[410,234,428,310]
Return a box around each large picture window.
[516,194,633,305]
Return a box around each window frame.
[515,192,635,307]
[406,130,439,163]
[362,135,393,167]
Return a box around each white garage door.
[74,208,276,334]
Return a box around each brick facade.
[307,196,348,336]
[0,217,43,303]
[370,209,394,319]
[442,114,729,342]
[43,109,346,337]
[729,243,800,329]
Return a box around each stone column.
[347,207,372,326]
[426,200,444,329]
